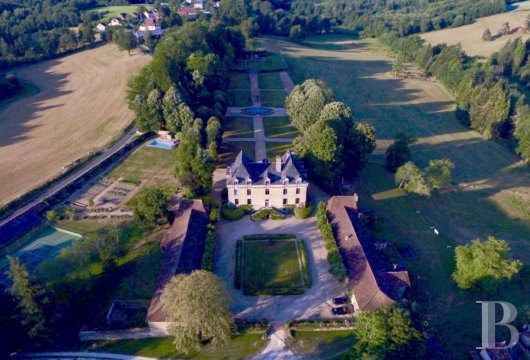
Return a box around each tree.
[499,22,510,36]
[482,28,492,41]
[175,138,215,195]
[286,79,332,132]
[289,24,305,42]
[426,159,454,189]
[526,15,530,30]
[205,116,222,146]
[352,306,425,359]
[385,133,417,172]
[162,270,233,353]
[163,87,194,132]
[453,237,522,292]
[113,29,137,55]
[392,57,404,76]
[7,257,47,341]
[46,210,59,222]
[395,162,431,196]
[127,185,172,227]
[344,122,376,176]
[143,30,154,50]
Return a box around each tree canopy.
[161,270,234,353]
[352,306,425,360]
[127,185,173,227]
[452,237,522,293]
[395,162,431,197]
[385,133,416,172]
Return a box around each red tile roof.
[326,196,410,311]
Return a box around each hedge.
[297,239,312,288]
[201,225,216,271]
[221,204,245,221]
[235,239,243,289]
[243,234,296,240]
[294,204,314,219]
[250,208,285,221]
[244,286,304,296]
[316,202,347,281]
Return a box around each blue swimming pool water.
[242,107,273,116]
[148,140,175,149]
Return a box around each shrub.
[235,240,243,289]
[250,208,286,221]
[221,204,245,221]
[316,201,347,281]
[239,204,254,214]
[201,228,216,271]
[209,207,220,223]
[294,204,314,219]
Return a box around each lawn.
[86,5,151,21]
[266,142,292,161]
[223,116,254,138]
[231,54,288,72]
[259,90,286,107]
[258,72,284,90]
[219,141,256,164]
[242,238,308,295]
[263,117,298,138]
[0,45,150,206]
[86,330,267,359]
[287,330,354,360]
[229,72,250,90]
[109,143,178,187]
[260,35,530,358]
[228,90,253,107]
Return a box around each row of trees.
[380,32,530,163]
[286,79,376,191]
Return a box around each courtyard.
[216,214,347,322]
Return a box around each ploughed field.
[0,45,150,206]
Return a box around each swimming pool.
[148,140,177,149]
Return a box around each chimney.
[275,156,282,172]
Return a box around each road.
[0,126,138,229]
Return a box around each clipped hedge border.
[243,286,304,296]
[250,208,286,221]
[294,204,314,219]
[316,202,347,281]
[221,204,245,221]
[243,234,296,240]
[297,239,312,288]
[235,239,243,289]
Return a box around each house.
[147,200,209,335]
[136,18,165,39]
[185,0,206,10]
[326,195,410,311]
[109,18,122,27]
[143,10,160,20]
[226,151,308,209]
[95,23,107,33]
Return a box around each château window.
[247,189,251,195]
[235,199,239,205]
[296,187,300,195]
[283,198,287,205]
[247,199,252,205]
[234,189,238,196]
[283,188,287,195]
[265,188,270,195]
[265,179,270,185]
[246,179,252,185]
[295,198,300,204]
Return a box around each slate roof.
[326,196,410,311]
[227,151,307,185]
[147,200,208,323]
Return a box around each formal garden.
[235,235,311,296]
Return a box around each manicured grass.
[287,330,354,360]
[219,141,256,165]
[258,72,284,90]
[242,239,307,295]
[266,142,292,161]
[229,72,250,89]
[228,90,253,107]
[86,5,150,20]
[263,117,299,138]
[223,116,254,138]
[259,90,286,107]
[231,54,288,72]
[88,331,267,359]
[109,144,178,187]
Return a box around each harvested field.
[0,45,150,206]
[421,7,530,58]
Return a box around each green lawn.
[228,90,253,107]
[242,239,307,295]
[86,5,150,20]
[266,142,292,161]
[109,144,178,187]
[87,331,267,359]
[223,116,254,138]
[260,90,286,107]
[260,35,530,358]
[231,54,288,72]
[229,72,250,90]
[219,141,256,164]
[263,117,299,138]
[287,330,354,360]
[258,72,284,90]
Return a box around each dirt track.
[0,45,149,206]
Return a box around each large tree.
[286,79,332,132]
[452,237,522,292]
[352,306,425,360]
[113,29,137,55]
[426,159,454,189]
[7,257,48,342]
[162,270,233,353]
[385,133,416,172]
[127,185,173,227]
[395,162,431,196]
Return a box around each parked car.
[332,296,349,305]
[332,306,351,315]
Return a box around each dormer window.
[234,179,239,185]
[282,178,288,185]
[246,179,252,185]
[265,179,270,185]
[296,177,302,184]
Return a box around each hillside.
[0,45,150,206]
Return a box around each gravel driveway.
[215,214,347,322]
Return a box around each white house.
[136,18,165,39]
[95,23,107,33]
[109,18,122,27]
